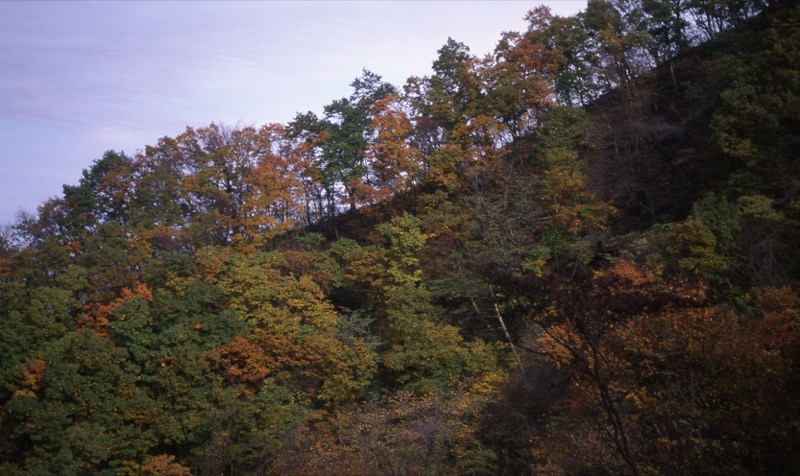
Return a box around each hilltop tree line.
[1,0,799,474]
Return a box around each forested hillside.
[2,1,799,474]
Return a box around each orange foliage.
[14,358,46,398]
[343,95,423,208]
[0,256,10,279]
[215,336,274,397]
[140,454,191,476]
[757,287,800,359]
[78,281,153,334]
[240,123,307,244]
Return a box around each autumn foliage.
[2,1,799,474]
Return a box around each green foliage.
[5,330,156,475]
[534,106,615,273]
[537,105,590,151]
[668,193,796,285]
[193,378,306,474]
[710,4,800,198]
[0,285,76,401]
[376,212,427,287]
[296,231,326,251]
[59,150,134,241]
[670,217,729,276]
[369,214,498,393]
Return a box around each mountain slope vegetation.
[2,1,799,474]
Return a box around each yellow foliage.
[140,455,191,476]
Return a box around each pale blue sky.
[0,1,585,225]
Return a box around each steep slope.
[585,3,800,232]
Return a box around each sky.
[0,0,586,226]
